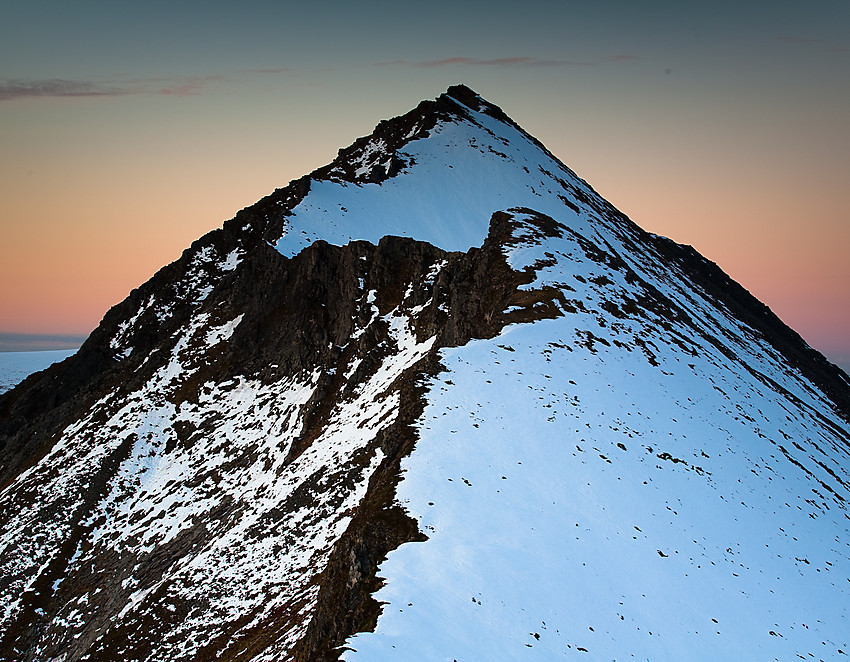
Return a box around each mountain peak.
[443,82,479,103]
[309,84,510,186]
[266,83,606,261]
[441,83,516,124]
[2,86,849,662]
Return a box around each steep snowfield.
[342,212,850,660]
[274,90,850,659]
[274,95,608,259]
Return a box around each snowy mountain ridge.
[0,85,848,661]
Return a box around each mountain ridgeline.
[1,85,848,661]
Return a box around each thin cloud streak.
[0,75,225,101]
[240,67,296,74]
[0,79,132,101]
[414,56,572,68]
[139,75,226,96]
[379,55,643,69]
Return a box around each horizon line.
[0,332,88,352]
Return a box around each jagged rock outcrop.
[0,203,566,661]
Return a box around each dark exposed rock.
[0,203,564,661]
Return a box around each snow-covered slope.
[1,85,848,662]
[344,210,850,661]
[272,91,599,258]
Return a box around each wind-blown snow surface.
[0,350,77,394]
[342,211,850,659]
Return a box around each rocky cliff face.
[0,207,564,661]
[1,85,848,661]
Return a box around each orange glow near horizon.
[1,76,848,366]
[2,135,847,360]
[0,176,279,334]
[1,94,334,336]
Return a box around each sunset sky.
[1,1,848,370]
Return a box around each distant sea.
[0,349,78,394]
